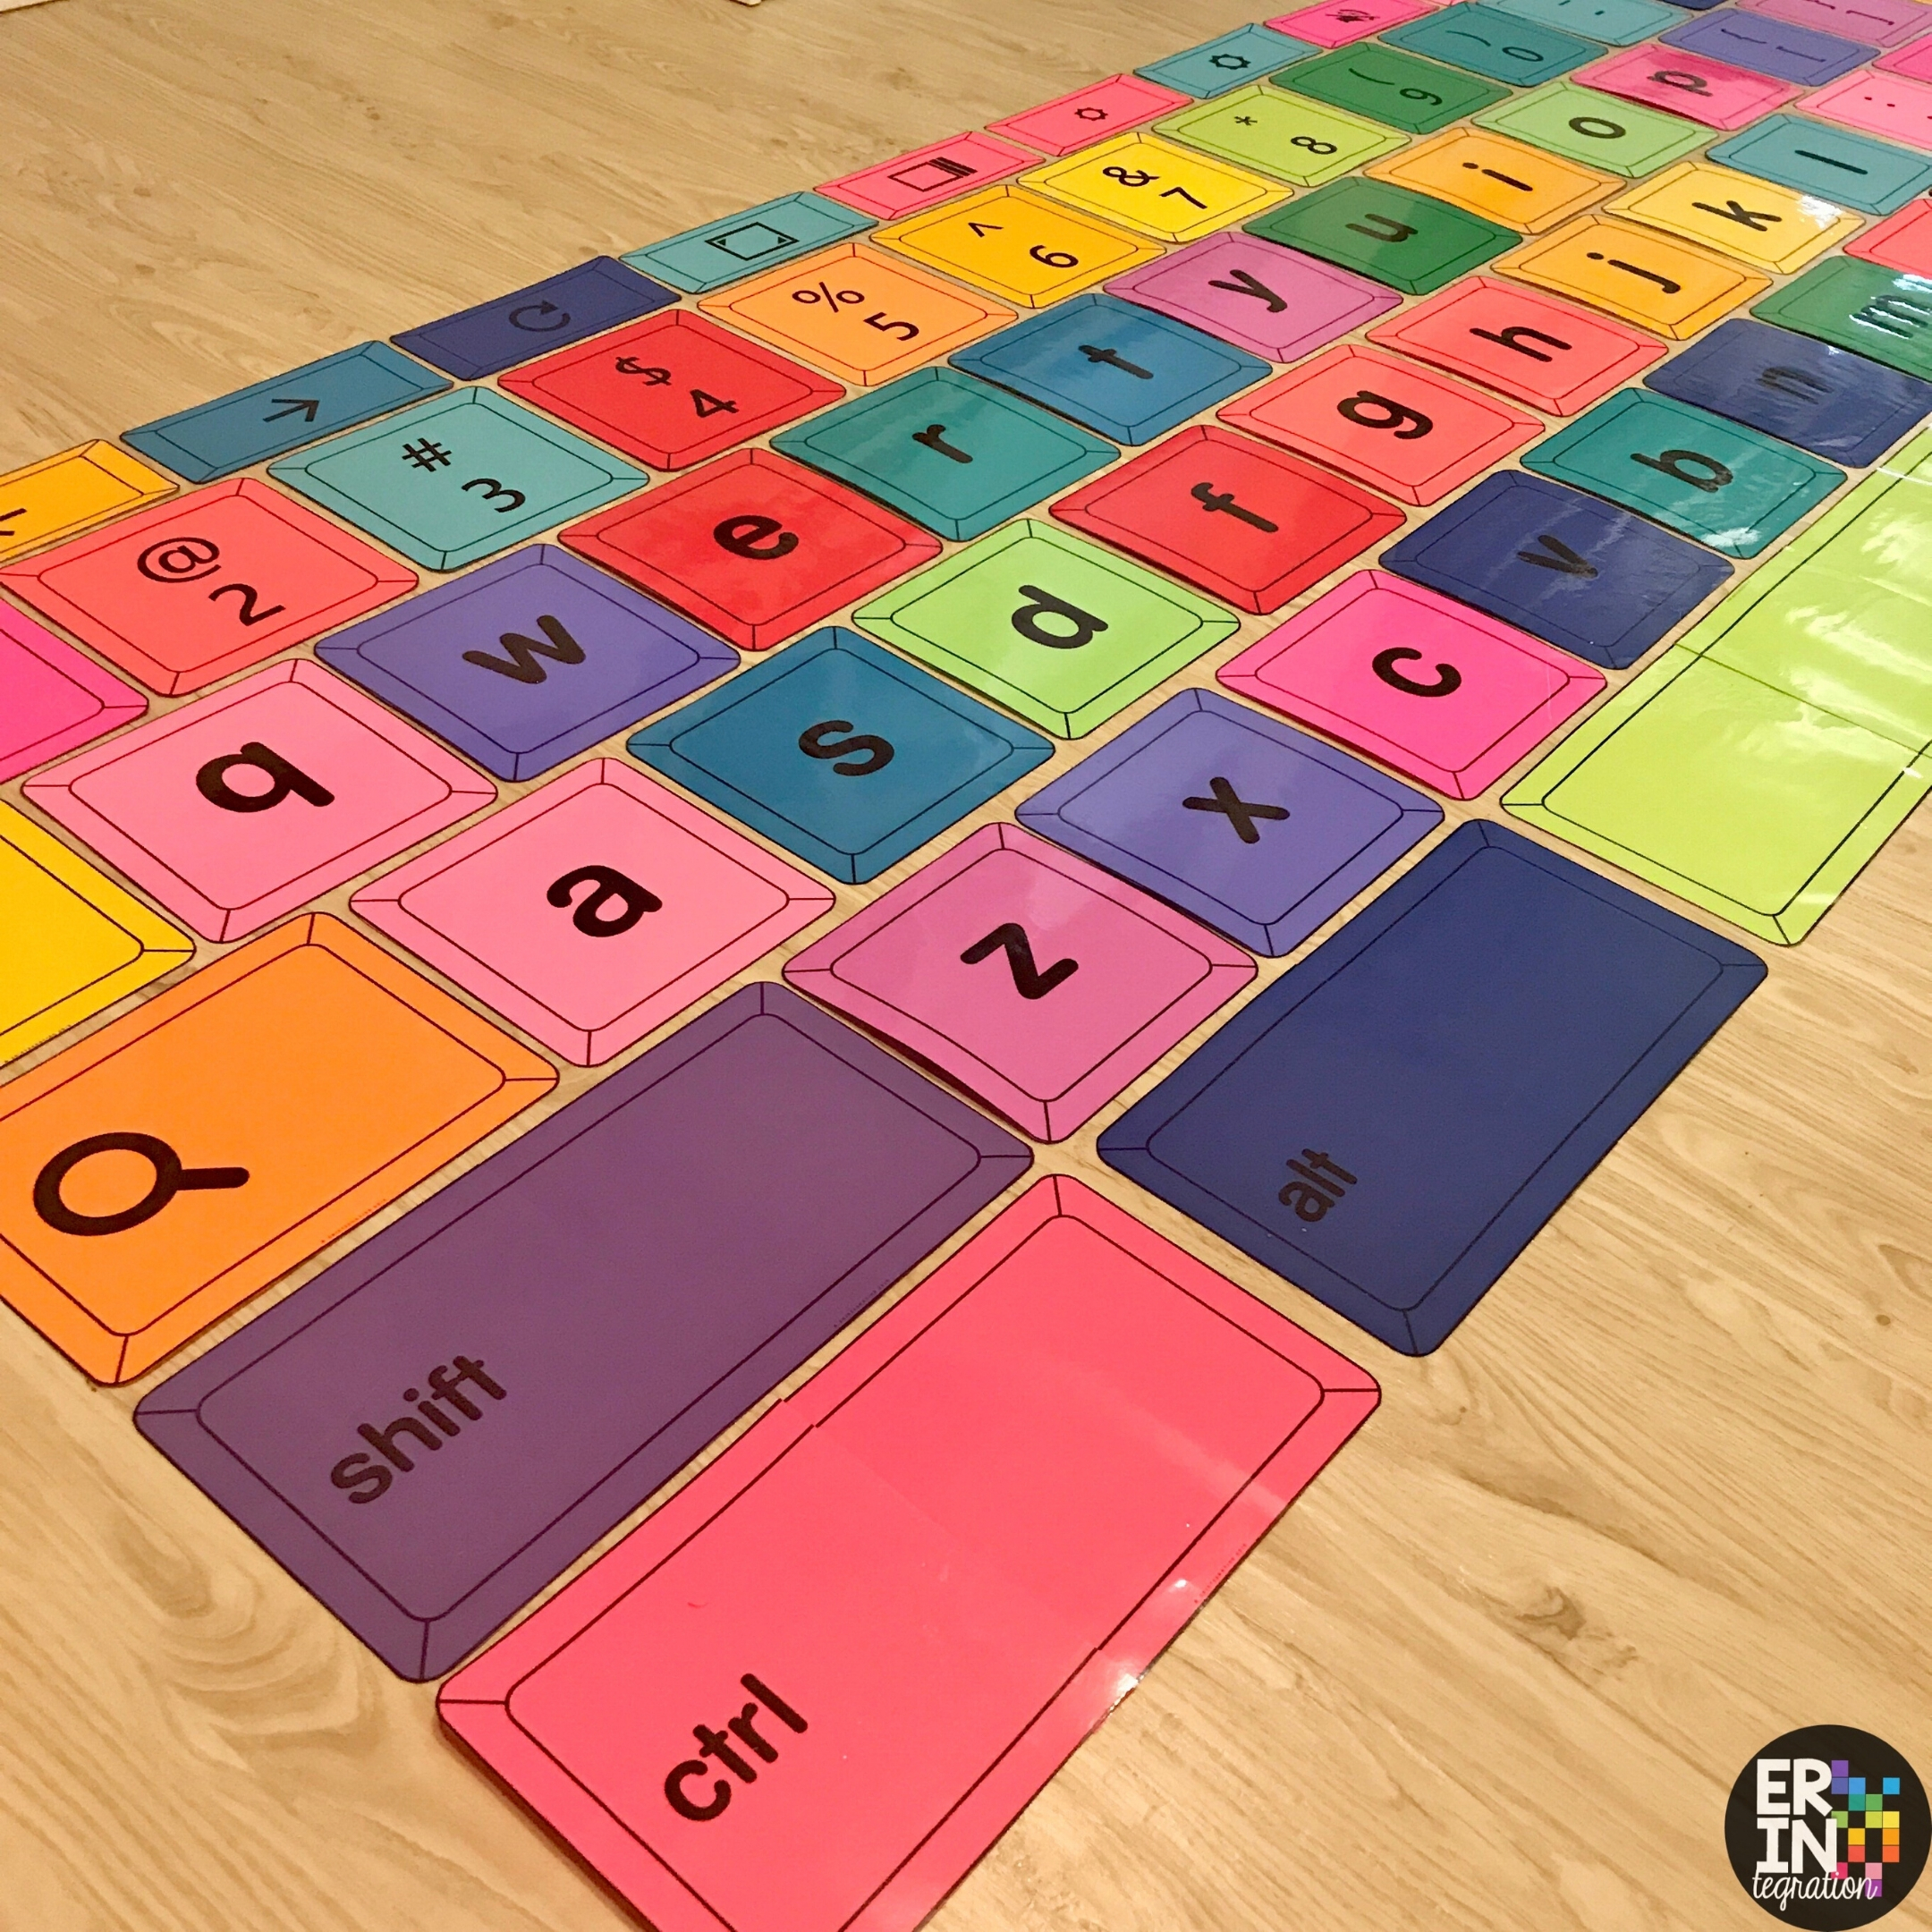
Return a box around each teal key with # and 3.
[1523,390,1845,556]
[1247,179,1515,292]
[123,343,452,483]
[1273,42,1510,132]
[770,366,1116,541]
[1137,23,1318,97]
[1705,114,1932,216]
[1486,0,1676,47]
[269,387,648,572]
[1753,259,1932,384]
[627,624,1052,883]
[622,192,875,294]
[1383,3,1605,83]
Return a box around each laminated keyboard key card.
[1100,819,1764,1352]
[136,983,1029,1677]
[436,1173,1377,1932]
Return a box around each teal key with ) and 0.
[1383,4,1606,84]
[1485,0,1675,47]
[622,192,875,294]
[627,624,1052,883]
[1523,391,1845,557]
[1705,114,1932,216]
[269,387,648,572]
[771,367,1116,542]
[1137,24,1318,97]
[123,343,451,483]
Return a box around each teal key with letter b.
[1524,391,1845,557]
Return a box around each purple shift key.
[316,544,737,781]
[135,984,1030,1680]
[1016,688,1442,956]
[1106,233,1399,362]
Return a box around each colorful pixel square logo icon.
[1725,1726,1926,1928]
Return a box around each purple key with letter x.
[136,983,1030,1680]
[1107,232,1399,362]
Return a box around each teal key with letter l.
[269,387,648,572]
[1523,390,1844,557]
[1705,114,1932,216]
[771,367,1115,541]
[123,343,451,483]
[623,192,875,294]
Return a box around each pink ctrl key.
[1267,0,1440,47]
[438,1173,1378,1932]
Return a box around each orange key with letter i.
[0,915,555,1382]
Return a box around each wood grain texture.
[1,1,1928,1929]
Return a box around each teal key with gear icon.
[269,388,648,571]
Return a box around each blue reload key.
[1378,470,1733,669]
[123,343,452,482]
[1643,317,1932,468]
[393,257,677,379]
[950,292,1270,445]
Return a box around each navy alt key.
[1099,822,1765,1354]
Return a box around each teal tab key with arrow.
[123,343,452,482]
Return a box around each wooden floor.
[4,1,1930,1928]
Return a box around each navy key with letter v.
[394,258,678,380]
[1099,821,1765,1354]
[1378,470,1732,669]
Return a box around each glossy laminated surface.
[1218,568,1606,796]
[0,801,191,1063]
[1049,422,1404,613]
[621,193,875,293]
[784,822,1255,1140]
[438,1174,1375,1932]
[627,626,1052,884]
[24,659,496,943]
[1378,469,1733,666]
[352,759,835,1064]
[136,982,1030,1679]
[1521,387,1844,554]
[1106,231,1402,360]
[1641,314,1932,463]
[0,600,145,781]
[123,343,452,483]
[391,257,676,379]
[1015,687,1443,953]
[950,293,1272,445]
[1099,820,1766,1352]
[770,366,1117,541]
[0,476,416,695]
[314,545,738,783]
[0,915,555,1383]
[561,449,942,652]
[854,518,1241,737]
[267,388,648,574]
